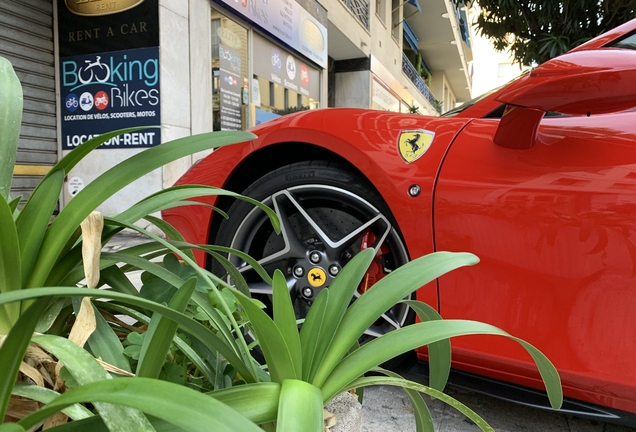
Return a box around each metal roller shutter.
[0,0,56,204]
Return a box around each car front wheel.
[212,161,413,345]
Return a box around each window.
[211,10,248,131]
[609,31,636,50]
[376,0,386,24]
[391,0,400,41]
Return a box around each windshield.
[441,86,502,117]
[442,70,531,117]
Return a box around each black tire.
[211,161,414,365]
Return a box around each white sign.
[252,78,261,107]
[372,80,400,112]
[68,176,85,197]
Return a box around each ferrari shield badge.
[398,129,435,163]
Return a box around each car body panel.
[435,112,636,413]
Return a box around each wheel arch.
[206,141,396,256]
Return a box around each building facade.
[2,0,472,216]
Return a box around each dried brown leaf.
[19,362,44,387]
[81,211,104,288]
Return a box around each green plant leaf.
[0,287,257,384]
[102,302,218,384]
[43,238,83,287]
[206,250,250,297]
[137,277,197,378]
[0,192,21,331]
[0,423,24,432]
[276,379,323,432]
[0,297,50,420]
[401,300,451,392]
[12,382,93,421]
[32,334,154,432]
[313,251,479,387]
[35,298,67,333]
[99,265,139,297]
[98,250,239,353]
[234,289,298,382]
[8,195,21,214]
[143,214,196,262]
[272,269,302,378]
[342,376,495,432]
[117,185,279,235]
[299,288,329,381]
[43,415,188,432]
[321,319,563,410]
[0,56,23,202]
[306,249,375,382]
[102,217,257,379]
[208,382,280,424]
[18,377,262,432]
[28,130,256,289]
[199,244,273,286]
[16,169,65,289]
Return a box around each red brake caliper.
[358,230,390,294]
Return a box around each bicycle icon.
[78,56,110,84]
[65,93,79,112]
[66,97,78,109]
[272,53,281,69]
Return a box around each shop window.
[211,10,248,131]
[252,34,321,126]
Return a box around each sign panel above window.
[215,0,327,68]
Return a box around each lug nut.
[329,264,340,276]
[293,266,304,277]
[302,287,313,298]
[309,251,321,263]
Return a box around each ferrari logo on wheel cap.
[307,268,327,287]
[398,129,435,163]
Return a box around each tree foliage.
[461,0,636,65]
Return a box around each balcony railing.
[341,0,369,29]
[402,53,440,114]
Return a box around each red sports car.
[164,19,636,425]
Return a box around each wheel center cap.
[307,268,327,287]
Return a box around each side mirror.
[493,49,636,149]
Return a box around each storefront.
[0,0,327,215]
[211,0,327,130]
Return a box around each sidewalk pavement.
[102,233,635,432]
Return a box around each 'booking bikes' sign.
[60,47,161,150]
[57,0,160,150]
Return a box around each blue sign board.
[60,47,161,150]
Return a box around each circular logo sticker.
[65,93,79,112]
[286,55,296,80]
[271,48,282,73]
[94,91,109,110]
[307,268,327,287]
[79,92,94,111]
[67,176,85,197]
[300,64,309,87]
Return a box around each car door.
[434,110,636,411]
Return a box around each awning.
[403,21,419,51]
[406,0,421,13]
